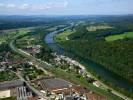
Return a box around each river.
[44,28,133,93]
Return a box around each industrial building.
[0,80,37,100]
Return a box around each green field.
[105,32,133,42]
[54,29,75,42]
[0,29,30,44]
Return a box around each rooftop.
[0,80,24,90]
[86,92,106,100]
[40,78,72,91]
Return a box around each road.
[9,35,54,72]
[9,33,53,100]
[13,71,48,100]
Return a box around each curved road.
[9,33,53,100]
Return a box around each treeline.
[0,43,10,52]
[0,16,68,30]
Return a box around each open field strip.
[54,29,75,42]
[105,32,133,42]
[86,25,113,32]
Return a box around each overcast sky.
[0,0,132,15]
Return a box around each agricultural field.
[0,29,30,46]
[86,25,113,32]
[54,29,75,42]
[0,31,16,44]
[46,25,66,31]
[105,32,133,42]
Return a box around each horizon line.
[0,14,133,16]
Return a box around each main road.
[9,32,53,100]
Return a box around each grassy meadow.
[105,32,133,42]
[54,29,75,42]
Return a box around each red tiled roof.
[85,93,106,100]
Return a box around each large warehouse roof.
[0,80,24,90]
[40,78,72,90]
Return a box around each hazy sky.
[0,0,132,15]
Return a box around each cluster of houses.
[0,60,23,70]
[52,53,101,88]
[24,45,41,55]
[52,53,87,75]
